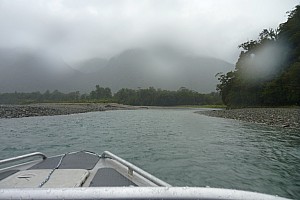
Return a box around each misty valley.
[0,47,233,94]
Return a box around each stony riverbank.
[0,103,139,118]
[197,108,300,129]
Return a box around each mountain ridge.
[75,48,234,93]
[0,47,234,93]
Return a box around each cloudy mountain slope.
[0,47,234,93]
[0,48,80,93]
[76,48,234,93]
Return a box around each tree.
[216,5,300,107]
[89,85,112,100]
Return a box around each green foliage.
[0,85,111,104]
[89,85,112,100]
[216,5,300,107]
[0,90,81,104]
[0,86,222,106]
[113,87,222,106]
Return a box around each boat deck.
[0,151,166,188]
[0,151,290,200]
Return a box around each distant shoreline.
[0,103,140,118]
[2,104,299,130]
[197,108,300,129]
[0,104,221,118]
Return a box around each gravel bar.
[0,103,139,118]
[197,108,300,129]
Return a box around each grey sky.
[0,0,298,64]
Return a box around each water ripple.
[0,109,299,199]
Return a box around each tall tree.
[216,5,300,107]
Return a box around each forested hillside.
[217,5,300,107]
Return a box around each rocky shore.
[197,108,300,129]
[0,103,139,118]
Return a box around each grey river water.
[0,109,299,199]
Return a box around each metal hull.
[0,151,290,200]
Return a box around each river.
[0,109,299,199]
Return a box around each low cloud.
[0,0,298,63]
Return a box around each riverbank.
[0,103,139,118]
[197,108,300,129]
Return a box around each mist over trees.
[216,5,300,107]
[2,5,298,108]
[0,47,233,94]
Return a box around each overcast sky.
[0,0,298,64]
